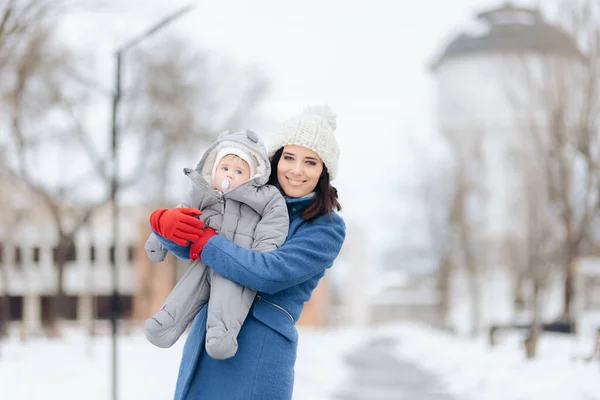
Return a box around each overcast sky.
[55,0,542,270]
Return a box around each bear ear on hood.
[218,130,231,139]
[246,129,259,143]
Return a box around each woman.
[150,104,346,400]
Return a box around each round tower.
[431,4,584,239]
[432,4,582,130]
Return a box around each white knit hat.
[268,104,340,180]
[211,146,257,185]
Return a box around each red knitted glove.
[190,227,218,261]
[149,208,205,246]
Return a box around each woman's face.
[277,145,324,197]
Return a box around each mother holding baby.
[150,105,346,400]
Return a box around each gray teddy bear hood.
[186,129,271,188]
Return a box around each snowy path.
[335,336,456,400]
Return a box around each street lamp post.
[109,5,194,400]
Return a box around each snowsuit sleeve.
[251,187,289,252]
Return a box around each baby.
[144,129,289,359]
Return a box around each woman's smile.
[285,177,307,186]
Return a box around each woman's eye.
[284,156,294,161]
[306,161,316,166]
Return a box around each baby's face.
[214,155,251,192]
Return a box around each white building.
[0,181,150,335]
[430,4,586,334]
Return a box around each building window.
[32,247,40,263]
[90,245,96,263]
[127,245,135,262]
[40,296,78,322]
[1,296,24,321]
[53,240,77,263]
[14,247,22,268]
[94,295,133,320]
[109,246,116,265]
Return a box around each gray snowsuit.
[144,129,289,359]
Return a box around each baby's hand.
[150,208,204,246]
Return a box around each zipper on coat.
[255,295,294,322]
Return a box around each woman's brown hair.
[269,147,342,221]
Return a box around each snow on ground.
[0,326,363,400]
[378,323,600,400]
[2,323,599,400]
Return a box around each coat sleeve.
[201,213,346,295]
[251,188,289,252]
[150,227,193,260]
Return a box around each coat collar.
[285,193,315,215]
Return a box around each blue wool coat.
[153,195,346,400]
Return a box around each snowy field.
[380,324,600,400]
[1,323,599,400]
[0,325,363,400]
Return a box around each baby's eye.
[236,170,244,175]
[221,167,229,172]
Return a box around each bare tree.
[416,127,487,336]
[124,37,268,204]
[1,4,268,334]
[0,0,95,336]
[447,127,488,336]
[417,150,454,330]
[504,0,600,320]
[504,143,565,356]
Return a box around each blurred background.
[1,0,600,399]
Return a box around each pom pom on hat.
[268,104,340,180]
[303,104,337,131]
